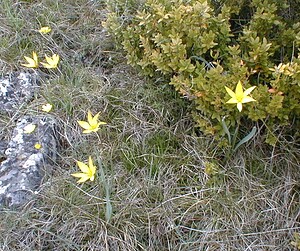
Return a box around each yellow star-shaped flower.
[71,156,96,183]
[41,54,60,69]
[225,81,256,112]
[77,110,107,134]
[21,52,39,68]
[38,26,51,34]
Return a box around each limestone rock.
[0,71,39,113]
[0,141,7,158]
[0,115,58,208]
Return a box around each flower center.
[236,93,244,102]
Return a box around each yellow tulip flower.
[39,26,51,34]
[71,156,96,183]
[77,110,107,134]
[225,81,256,112]
[41,54,60,69]
[21,52,39,68]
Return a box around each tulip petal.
[87,111,93,124]
[24,56,34,64]
[237,103,243,112]
[91,112,100,127]
[90,165,96,176]
[77,161,90,173]
[71,172,86,178]
[78,121,92,130]
[77,176,90,183]
[235,81,244,97]
[88,156,94,168]
[32,52,38,62]
[225,86,236,98]
[82,129,94,133]
[244,86,256,96]
[226,98,238,104]
[97,121,107,126]
[71,172,90,183]
[242,97,256,103]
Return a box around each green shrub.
[104,0,300,144]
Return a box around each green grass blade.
[221,116,231,144]
[233,126,257,152]
[105,186,112,223]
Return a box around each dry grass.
[0,0,299,250]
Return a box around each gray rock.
[0,71,40,113]
[0,115,58,208]
[0,141,7,158]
